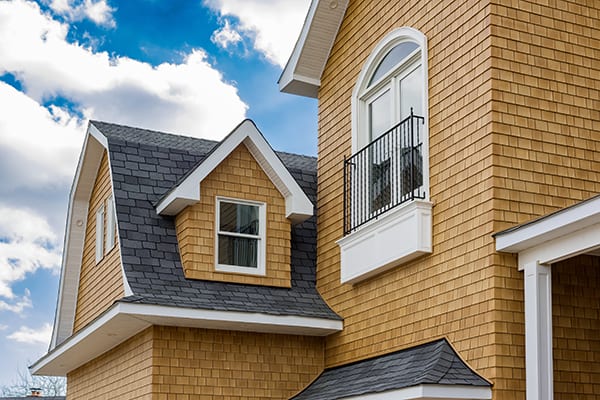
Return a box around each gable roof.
[291,338,492,400]
[279,0,349,97]
[154,119,314,223]
[49,120,341,352]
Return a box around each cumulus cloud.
[0,206,61,302]
[47,0,116,28]
[7,323,53,345]
[0,0,247,189]
[211,19,243,51]
[205,0,310,67]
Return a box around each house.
[31,0,600,399]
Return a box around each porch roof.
[291,338,491,400]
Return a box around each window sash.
[215,198,265,275]
[105,197,116,251]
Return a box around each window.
[95,205,104,263]
[345,27,429,233]
[215,198,266,275]
[105,196,116,251]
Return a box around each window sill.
[337,200,432,284]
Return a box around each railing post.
[409,108,415,201]
[343,155,347,235]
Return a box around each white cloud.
[0,206,61,301]
[7,322,53,345]
[48,0,116,28]
[0,0,247,189]
[205,0,310,67]
[211,19,243,50]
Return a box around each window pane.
[218,235,258,268]
[369,89,391,140]
[400,65,423,119]
[369,42,419,86]
[219,202,259,235]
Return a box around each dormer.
[155,119,314,287]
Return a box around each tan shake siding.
[151,326,324,399]
[67,327,154,400]
[73,151,124,333]
[175,143,291,288]
[317,0,599,399]
[489,0,600,397]
[552,255,600,399]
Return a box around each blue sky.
[0,0,314,388]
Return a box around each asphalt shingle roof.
[291,338,491,400]
[91,120,340,321]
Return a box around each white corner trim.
[155,120,313,223]
[338,200,432,284]
[32,301,343,376]
[342,384,492,399]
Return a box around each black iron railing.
[343,111,425,235]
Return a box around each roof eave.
[278,0,348,98]
[32,302,343,376]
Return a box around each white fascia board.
[155,120,314,223]
[50,127,107,349]
[279,0,348,97]
[495,196,600,254]
[32,302,343,376]
[342,384,492,400]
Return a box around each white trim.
[279,0,349,97]
[495,195,600,270]
[31,302,343,376]
[51,130,105,349]
[155,120,313,224]
[524,262,553,400]
[337,200,432,284]
[215,197,266,276]
[105,196,115,251]
[95,204,105,263]
[50,122,133,349]
[340,384,492,399]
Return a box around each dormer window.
[216,197,266,276]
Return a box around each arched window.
[345,27,429,234]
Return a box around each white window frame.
[351,27,430,202]
[215,197,266,276]
[105,196,116,252]
[95,204,104,263]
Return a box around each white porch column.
[524,261,553,400]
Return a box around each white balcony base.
[337,200,432,284]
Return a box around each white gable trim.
[495,195,600,270]
[32,302,343,376]
[50,123,131,349]
[279,0,349,97]
[155,120,314,223]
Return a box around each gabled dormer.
[155,120,313,287]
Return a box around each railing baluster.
[343,113,425,235]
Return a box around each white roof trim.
[279,0,348,97]
[50,122,131,349]
[341,384,492,399]
[155,119,314,223]
[32,302,343,376]
[495,195,600,270]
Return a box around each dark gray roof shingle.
[91,120,339,321]
[291,338,491,399]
